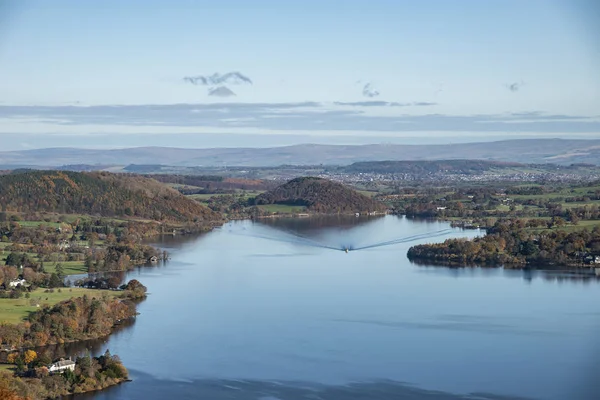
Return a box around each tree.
[107,276,121,289]
[570,213,580,225]
[23,350,37,365]
[55,263,65,279]
[0,375,26,400]
[88,232,99,248]
[4,253,22,267]
[550,216,566,228]
[14,357,25,373]
[84,255,94,272]
[123,279,146,292]
[48,273,63,288]
[0,266,18,282]
[6,353,18,364]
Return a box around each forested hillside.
[253,177,387,213]
[407,219,600,267]
[0,171,219,223]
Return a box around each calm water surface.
[76,216,600,400]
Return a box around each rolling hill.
[254,177,387,214]
[339,160,526,174]
[0,139,599,167]
[0,170,220,223]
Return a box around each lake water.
[75,216,600,400]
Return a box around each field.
[187,193,218,200]
[357,190,378,198]
[257,204,307,213]
[43,261,88,276]
[0,246,87,275]
[527,219,600,233]
[0,216,109,274]
[188,190,266,202]
[14,220,61,228]
[0,288,117,324]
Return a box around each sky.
[0,0,599,150]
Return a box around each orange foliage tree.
[23,350,37,364]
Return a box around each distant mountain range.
[1,139,599,168]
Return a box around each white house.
[8,279,26,288]
[49,359,76,373]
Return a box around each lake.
[74,216,600,400]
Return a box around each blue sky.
[0,0,598,150]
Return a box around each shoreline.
[409,256,600,273]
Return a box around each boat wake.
[230,227,454,253]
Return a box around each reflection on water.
[64,216,600,400]
[257,214,386,233]
[35,318,137,362]
[413,263,600,284]
[79,374,539,400]
[243,215,469,253]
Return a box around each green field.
[496,204,525,212]
[531,219,600,232]
[0,250,87,275]
[257,204,307,213]
[187,193,218,200]
[14,220,61,228]
[188,190,265,201]
[43,261,88,276]
[0,288,117,324]
[0,364,15,372]
[357,190,378,198]
[168,183,202,190]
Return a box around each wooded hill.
[0,171,219,223]
[253,177,387,213]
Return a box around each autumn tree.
[0,374,26,400]
[24,349,37,365]
[88,232,99,248]
[6,353,18,364]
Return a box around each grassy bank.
[0,288,117,324]
[256,204,307,213]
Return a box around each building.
[584,255,600,265]
[8,279,26,288]
[49,359,76,373]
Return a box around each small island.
[252,177,387,215]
